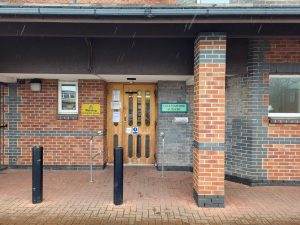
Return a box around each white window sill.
[58,112,78,115]
[268,113,300,118]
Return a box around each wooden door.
[107,83,157,164]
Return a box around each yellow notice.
[81,104,101,116]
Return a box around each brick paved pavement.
[0,166,299,225]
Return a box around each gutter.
[1,6,300,16]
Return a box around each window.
[269,75,300,118]
[58,81,78,114]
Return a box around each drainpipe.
[160,131,165,178]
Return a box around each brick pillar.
[193,33,226,208]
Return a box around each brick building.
[0,0,300,208]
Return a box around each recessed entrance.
[107,83,157,164]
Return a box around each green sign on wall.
[160,102,188,113]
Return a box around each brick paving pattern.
[0,166,299,225]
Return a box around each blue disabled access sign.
[132,127,139,134]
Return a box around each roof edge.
[1,5,300,16]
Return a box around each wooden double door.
[107,83,157,164]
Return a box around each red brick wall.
[15,79,107,167]
[193,149,224,196]
[262,38,300,181]
[264,39,300,137]
[193,33,226,202]
[265,39,300,63]
[18,80,106,131]
[268,123,300,138]
[194,42,226,144]
[17,136,105,165]
[263,144,300,180]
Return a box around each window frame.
[268,74,300,118]
[58,81,78,115]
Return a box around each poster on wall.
[81,104,101,116]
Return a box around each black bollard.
[114,147,123,205]
[32,146,43,204]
